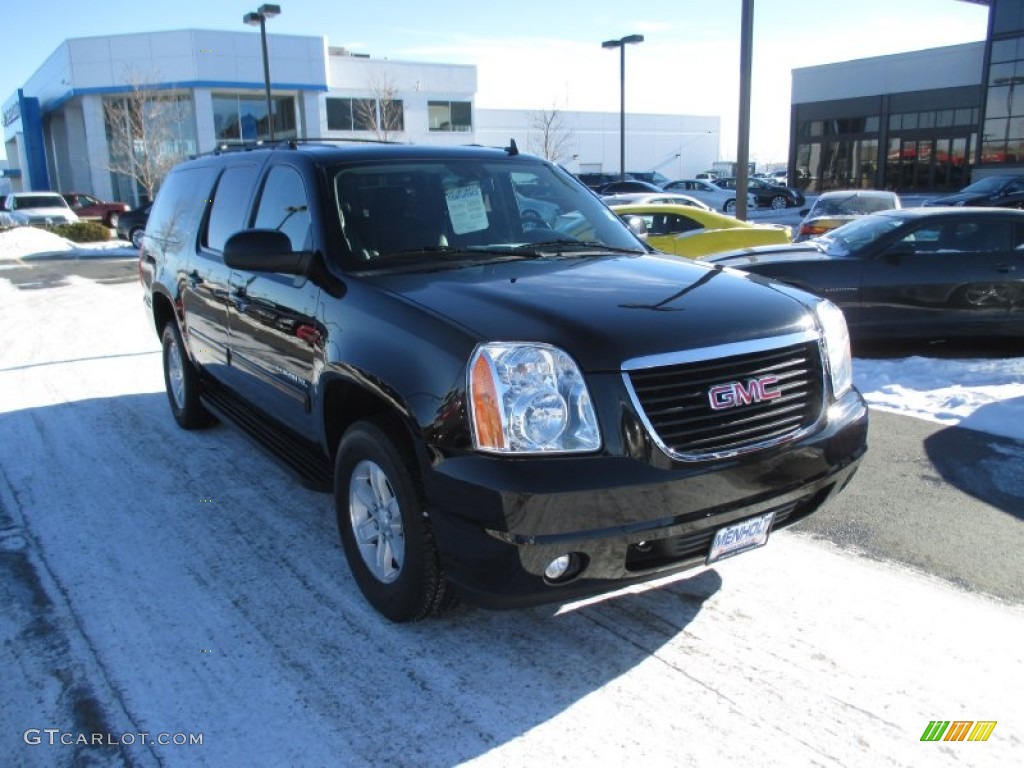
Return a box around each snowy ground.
[0,232,1022,766]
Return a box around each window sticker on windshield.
[445,184,489,234]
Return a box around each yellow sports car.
[611,203,792,259]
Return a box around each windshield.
[331,157,645,269]
[815,213,906,256]
[960,176,1010,194]
[810,194,896,216]
[13,194,68,210]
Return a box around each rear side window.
[146,166,218,249]
[205,165,259,252]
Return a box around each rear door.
[184,162,261,380]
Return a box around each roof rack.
[189,136,404,159]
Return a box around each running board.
[200,386,333,492]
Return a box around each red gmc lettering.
[708,376,782,410]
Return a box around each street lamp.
[602,33,644,181]
[243,4,281,141]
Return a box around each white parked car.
[600,191,713,211]
[659,179,755,214]
[0,191,80,227]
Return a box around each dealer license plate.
[707,511,775,564]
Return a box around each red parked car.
[61,192,130,228]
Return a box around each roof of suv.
[189,140,527,166]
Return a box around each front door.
[859,216,1021,337]
[226,164,322,436]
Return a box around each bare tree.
[354,74,404,142]
[528,105,574,164]
[103,70,192,201]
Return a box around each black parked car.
[116,202,152,248]
[705,207,1024,341]
[576,171,634,190]
[923,175,1024,208]
[714,177,805,209]
[596,179,665,195]
[140,141,866,622]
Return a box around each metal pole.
[259,15,274,141]
[619,45,626,180]
[736,0,754,220]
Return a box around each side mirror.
[224,230,312,274]
[624,215,648,240]
[798,208,810,216]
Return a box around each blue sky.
[3,0,990,162]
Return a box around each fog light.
[545,555,572,580]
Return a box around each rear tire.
[770,195,787,210]
[161,323,213,430]
[334,420,455,622]
[724,199,736,214]
[130,227,144,248]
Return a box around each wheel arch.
[150,290,178,338]
[320,373,425,473]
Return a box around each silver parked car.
[795,190,901,241]
[660,179,755,214]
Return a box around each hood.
[924,191,983,206]
[704,243,830,268]
[15,205,77,221]
[363,253,816,371]
[17,207,76,219]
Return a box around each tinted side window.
[665,214,703,234]
[253,166,311,251]
[205,165,259,252]
[146,166,218,249]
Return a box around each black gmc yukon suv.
[140,141,868,622]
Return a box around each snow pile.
[0,227,74,260]
[855,355,1024,441]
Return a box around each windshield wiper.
[514,240,644,255]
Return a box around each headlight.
[814,300,852,399]
[468,342,601,454]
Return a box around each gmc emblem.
[708,375,782,410]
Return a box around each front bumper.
[424,390,868,609]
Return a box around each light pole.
[243,4,281,141]
[602,34,644,181]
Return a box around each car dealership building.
[789,0,1021,194]
[4,1,1014,204]
[0,29,719,204]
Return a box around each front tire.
[770,195,787,210]
[130,227,144,248]
[108,211,120,229]
[335,420,454,622]
[161,323,213,430]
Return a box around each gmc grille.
[624,337,826,459]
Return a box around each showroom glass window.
[428,101,472,132]
[212,95,296,144]
[326,97,404,133]
[103,93,197,206]
[982,0,1024,168]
